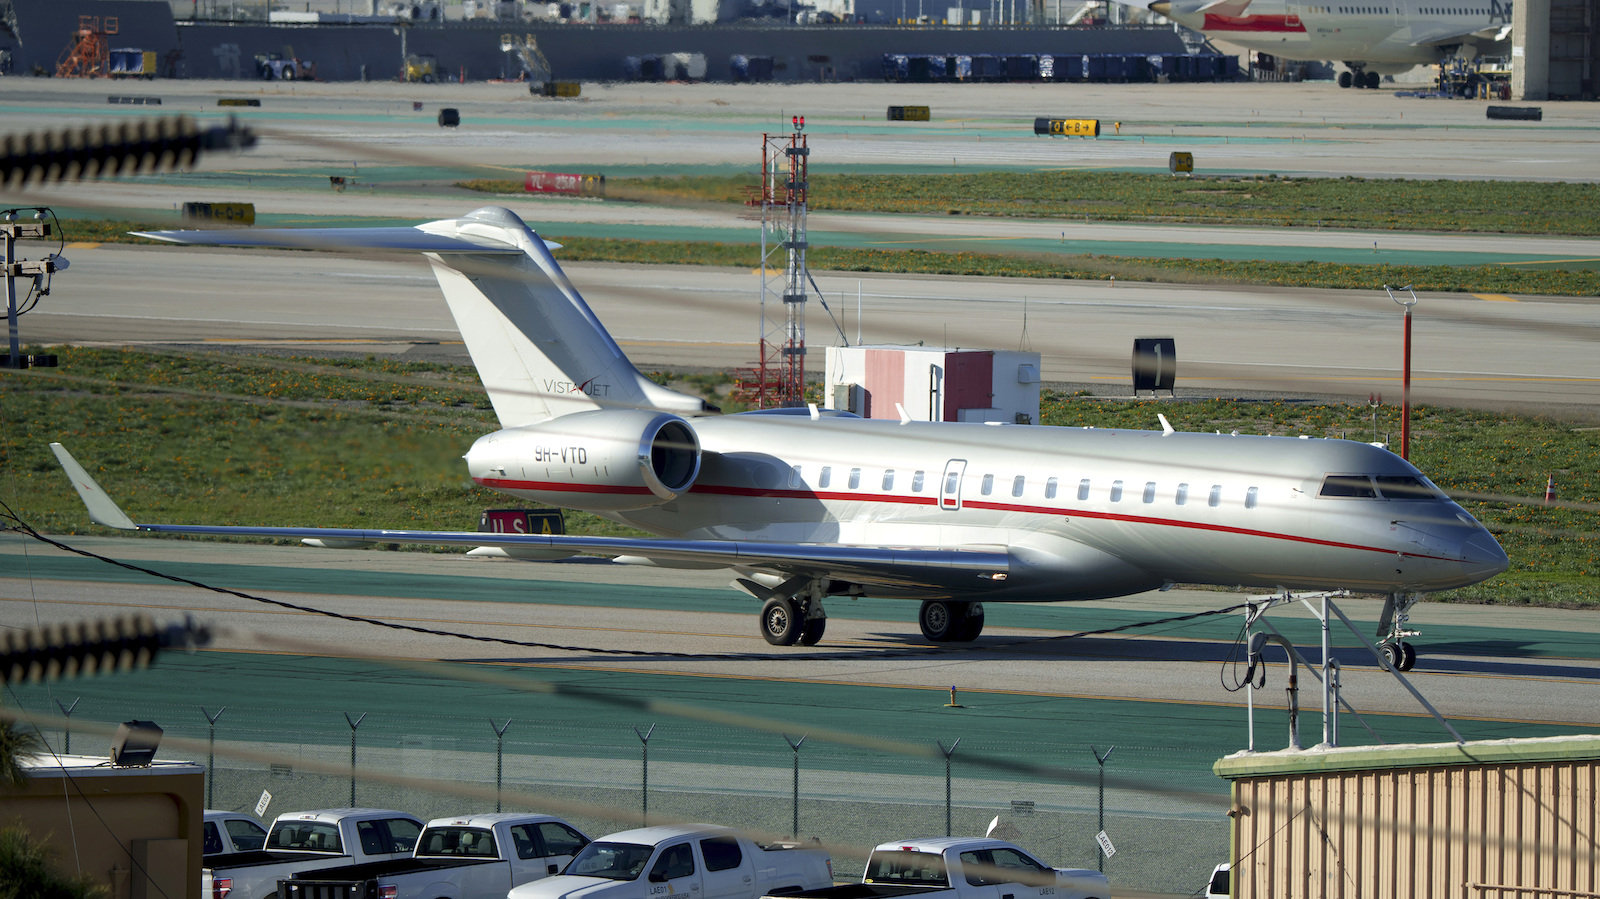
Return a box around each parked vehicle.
[1201,863,1230,899]
[280,813,591,899]
[202,808,425,899]
[404,54,439,83]
[764,838,1108,899]
[204,810,268,858]
[508,824,833,899]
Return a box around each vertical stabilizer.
[418,207,707,427]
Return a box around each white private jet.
[51,207,1507,666]
[1144,0,1513,88]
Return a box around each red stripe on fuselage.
[477,476,1451,562]
[1202,12,1307,31]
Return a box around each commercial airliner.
[52,207,1507,666]
[1144,0,1513,87]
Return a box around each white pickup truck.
[205,810,269,858]
[508,824,833,899]
[279,813,592,899]
[763,838,1108,899]
[203,808,425,899]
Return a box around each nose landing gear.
[1378,591,1422,672]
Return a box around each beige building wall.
[1214,735,1600,899]
[0,755,205,899]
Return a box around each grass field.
[3,347,1595,608]
[66,218,1600,298]
[465,172,1600,235]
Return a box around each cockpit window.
[1374,475,1440,500]
[1319,475,1377,498]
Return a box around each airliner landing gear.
[1338,67,1381,89]
[919,600,985,642]
[751,577,828,647]
[1377,591,1422,672]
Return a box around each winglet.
[49,443,137,530]
[1158,414,1175,436]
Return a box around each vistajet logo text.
[544,377,610,397]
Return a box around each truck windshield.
[267,822,343,853]
[864,851,949,887]
[567,841,656,880]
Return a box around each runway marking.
[1473,294,1518,302]
[66,242,101,249]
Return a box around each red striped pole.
[1546,473,1556,504]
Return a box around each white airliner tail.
[133,206,709,427]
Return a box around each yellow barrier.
[1033,118,1100,137]
[217,98,262,107]
[887,105,931,121]
[181,202,255,226]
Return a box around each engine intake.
[466,409,701,511]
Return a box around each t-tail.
[134,206,710,426]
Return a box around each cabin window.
[1209,485,1222,507]
[1246,486,1259,509]
[1143,481,1156,504]
[1012,476,1026,497]
[945,470,959,494]
[912,470,926,492]
[1078,478,1091,501]
[981,474,994,496]
[849,467,861,489]
[819,466,832,489]
[789,465,802,488]
[1110,480,1123,502]
[1045,477,1058,499]
[1374,475,1438,499]
[1175,483,1188,505]
[883,470,895,491]
[1319,475,1377,498]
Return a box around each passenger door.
[646,842,701,899]
[507,821,591,884]
[965,847,1058,899]
[941,459,967,511]
[698,836,755,899]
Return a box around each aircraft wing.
[1410,23,1496,46]
[51,444,1008,593]
[131,226,557,254]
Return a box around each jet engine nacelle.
[465,409,701,511]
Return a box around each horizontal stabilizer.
[131,226,560,254]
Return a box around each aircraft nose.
[1460,527,1510,582]
[1149,0,1172,14]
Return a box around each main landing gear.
[918,600,985,642]
[1338,67,1381,89]
[744,576,828,647]
[1377,591,1422,672]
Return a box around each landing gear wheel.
[1338,70,1353,88]
[1364,70,1381,89]
[761,597,802,646]
[954,603,985,641]
[1382,642,1402,670]
[1398,641,1417,672]
[799,616,827,646]
[919,600,957,642]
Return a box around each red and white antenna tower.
[744,116,811,409]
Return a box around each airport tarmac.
[25,241,1600,412]
[4,78,1599,180]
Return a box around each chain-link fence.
[28,697,1231,894]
